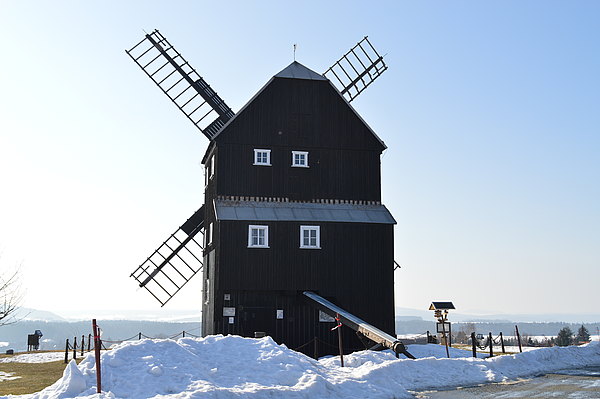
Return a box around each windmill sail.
[323,36,388,103]
[126,30,235,139]
[130,206,205,306]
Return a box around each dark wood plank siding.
[211,290,372,356]
[210,221,395,338]
[214,78,384,201]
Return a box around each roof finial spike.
[293,43,297,61]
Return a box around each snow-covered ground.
[2,335,599,399]
[0,352,66,364]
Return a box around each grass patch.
[0,353,85,396]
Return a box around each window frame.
[291,151,309,168]
[300,225,320,249]
[253,149,272,166]
[248,225,269,248]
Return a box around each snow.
[0,371,20,382]
[0,352,66,364]
[2,335,599,399]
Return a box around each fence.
[414,324,529,358]
[63,329,201,363]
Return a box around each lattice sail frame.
[130,207,205,307]
[125,30,234,139]
[323,36,388,103]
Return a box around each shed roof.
[214,200,396,224]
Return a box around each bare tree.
[0,266,24,326]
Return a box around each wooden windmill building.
[127,31,409,357]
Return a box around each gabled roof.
[274,61,327,81]
[429,302,456,310]
[203,61,387,162]
[214,199,396,224]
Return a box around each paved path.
[413,366,600,398]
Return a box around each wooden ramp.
[303,291,415,359]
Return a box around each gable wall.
[214,78,384,201]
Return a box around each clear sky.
[0,1,598,319]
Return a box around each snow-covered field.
[0,352,66,364]
[2,335,599,399]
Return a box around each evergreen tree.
[576,325,590,344]
[556,326,574,346]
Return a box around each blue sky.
[0,1,598,319]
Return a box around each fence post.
[500,332,505,354]
[441,322,450,358]
[488,332,493,357]
[81,335,85,356]
[64,339,70,364]
[426,330,430,343]
[515,325,523,353]
[139,332,142,340]
[93,319,102,393]
[88,334,92,352]
[183,331,185,338]
[336,314,344,367]
[73,337,77,360]
[471,332,477,358]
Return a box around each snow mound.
[5,336,600,399]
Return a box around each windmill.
[126,30,388,307]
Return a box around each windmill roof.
[274,61,327,81]
[203,61,386,156]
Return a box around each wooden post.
[139,332,142,340]
[93,319,102,393]
[471,332,477,358]
[73,336,77,360]
[183,331,186,338]
[500,332,505,354]
[515,325,523,353]
[81,335,85,356]
[448,323,452,347]
[336,314,344,367]
[488,332,493,357]
[441,322,450,358]
[313,337,319,360]
[426,330,430,343]
[88,334,92,352]
[64,339,69,364]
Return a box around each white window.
[254,149,271,166]
[207,222,213,246]
[248,225,269,248]
[300,225,320,249]
[292,151,309,167]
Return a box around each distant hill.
[395,307,600,323]
[11,307,68,322]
